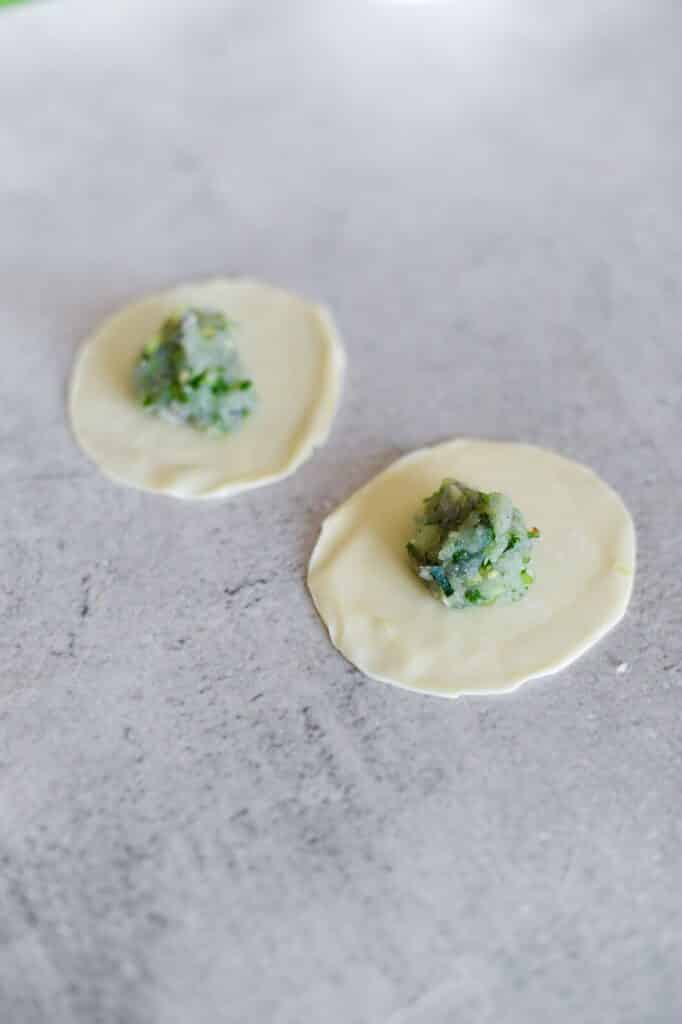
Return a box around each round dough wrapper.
[69,278,345,499]
[307,440,635,698]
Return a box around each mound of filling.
[134,308,256,433]
[407,479,540,608]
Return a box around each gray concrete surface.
[1,1,681,1021]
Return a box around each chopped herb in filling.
[407,479,540,609]
[134,308,257,433]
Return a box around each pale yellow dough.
[69,278,345,499]
[307,440,635,698]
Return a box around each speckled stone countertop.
[1,2,681,1021]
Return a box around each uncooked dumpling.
[69,278,345,499]
[307,440,635,698]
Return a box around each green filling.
[133,308,257,433]
[407,479,540,609]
